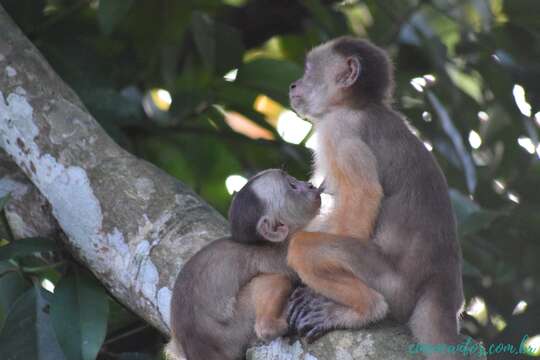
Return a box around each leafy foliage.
[1,0,539,358]
[50,271,109,360]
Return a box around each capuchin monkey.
[166,169,322,360]
[287,37,464,360]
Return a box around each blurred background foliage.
[0,0,539,359]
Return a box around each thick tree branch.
[0,5,229,335]
[0,149,60,239]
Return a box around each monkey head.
[289,36,394,121]
[228,169,321,244]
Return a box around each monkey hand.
[286,286,338,343]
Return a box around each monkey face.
[253,170,321,226]
[289,49,333,120]
[281,173,322,226]
[290,37,394,119]
[289,42,357,121]
[229,169,321,244]
[252,170,321,241]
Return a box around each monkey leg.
[287,231,388,339]
[249,273,293,342]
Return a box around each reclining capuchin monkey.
[166,169,322,360]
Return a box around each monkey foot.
[286,286,338,343]
[255,317,288,342]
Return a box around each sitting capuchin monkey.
[287,37,465,360]
[165,169,322,360]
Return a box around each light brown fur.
[287,37,465,359]
[288,110,387,326]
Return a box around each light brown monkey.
[287,37,464,360]
[166,169,321,360]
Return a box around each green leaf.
[504,0,540,32]
[0,283,66,360]
[462,258,482,278]
[449,190,504,237]
[236,59,303,105]
[300,0,350,36]
[449,189,479,226]
[191,11,216,72]
[191,12,245,75]
[79,88,143,127]
[214,23,245,75]
[0,238,59,261]
[98,0,134,35]
[0,193,11,211]
[50,271,109,360]
[427,91,477,193]
[460,210,503,237]
[0,261,29,329]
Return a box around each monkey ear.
[337,56,361,88]
[257,216,289,242]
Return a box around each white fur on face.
[291,41,347,120]
[250,170,318,230]
[251,170,288,215]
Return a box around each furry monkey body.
[287,37,464,360]
[167,169,321,360]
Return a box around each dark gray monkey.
[166,169,322,360]
[286,37,465,360]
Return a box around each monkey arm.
[328,139,383,239]
[290,231,398,293]
[248,274,293,341]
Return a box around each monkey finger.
[291,299,327,326]
[297,322,314,338]
[287,292,313,325]
[288,286,312,307]
[288,300,310,328]
[289,286,307,300]
[296,313,325,336]
[296,312,324,331]
[306,326,329,344]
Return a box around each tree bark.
[0,5,483,360]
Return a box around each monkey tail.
[408,286,465,360]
